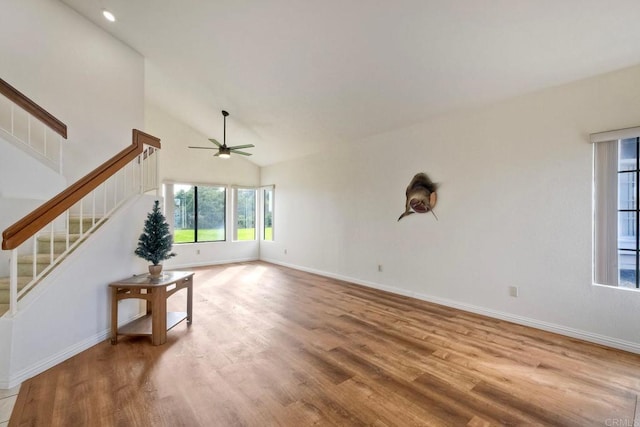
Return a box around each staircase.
[0,78,162,390]
[0,216,103,316]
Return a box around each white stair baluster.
[65,210,70,251]
[50,221,54,265]
[31,234,37,279]
[9,250,17,315]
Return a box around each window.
[234,188,256,241]
[593,127,640,288]
[618,138,638,287]
[172,184,226,243]
[262,186,274,241]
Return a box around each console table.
[109,270,194,345]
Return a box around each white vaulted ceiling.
[60,0,640,166]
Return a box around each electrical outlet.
[378,264,383,272]
[284,249,287,255]
[509,286,518,297]
[196,249,200,255]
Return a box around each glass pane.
[173,184,195,243]
[618,171,636,210]
[263,188,273,241]
[197,186,226,242]
[618,211,636,242]
[236,189,256,241]
[619,138,637,171]
[618,249,637,288]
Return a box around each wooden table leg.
[110,287,118,344]
[144,288,151,315]
[151,286,167,345]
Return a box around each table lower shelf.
[117,311,188,337]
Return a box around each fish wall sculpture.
[398,172,438,221]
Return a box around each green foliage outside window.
[174,185,225,242]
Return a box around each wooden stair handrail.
[2,129,160,250]
[0,78,68,139]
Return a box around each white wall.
[0,137,66,201]
[0,0,144,182]
[145,103,261,268]
[261,63,640,351]
[0,0,147,387]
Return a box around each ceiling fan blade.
[232,150,252,156]
[188,146,217,150]
[213,152,220,157]
[228,144,255,150]
[208,138,222,147]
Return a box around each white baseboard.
[170,257,259,270]
[261,258,640,354]
[0,312,147,390]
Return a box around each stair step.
[0,216,108,314]
[16,253,64,276]
[36,234,82,254]
[17,253,63,263]
[37,233,82,242]
[67,216,105,234]
[0,276,31,290]
[0,277,32,304]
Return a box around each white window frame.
[231,186,258,241]
[592,126,640,288]
[162,181,229,244]
[259,185,275,241]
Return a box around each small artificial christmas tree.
[135,200,176,268]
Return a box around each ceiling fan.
[188,110,254,158]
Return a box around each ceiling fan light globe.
[219,146,232,158]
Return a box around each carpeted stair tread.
[17,253,64,263]
[0,276,31,289]
[37,233,82,242]
[0,277,32,304]
[0,216,108,316]
[67,216,106,234]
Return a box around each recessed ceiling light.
[102,10,116,22]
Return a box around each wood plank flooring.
[9,261,640,426]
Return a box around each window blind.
[593,139,618,285]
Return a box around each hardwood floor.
[9,262,640,426]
